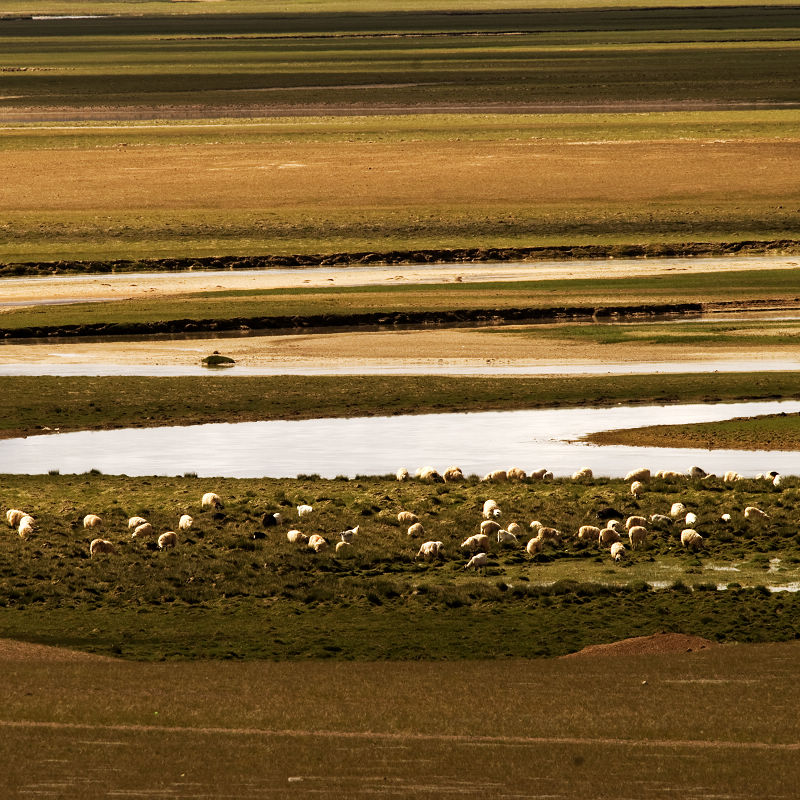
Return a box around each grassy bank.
[1,473,800,660]
[2,373,800,440]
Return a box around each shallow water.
[2,400,798,478]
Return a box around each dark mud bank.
[3,239,800,277]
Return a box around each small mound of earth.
[562,632,716,658]
[0,638,115,662]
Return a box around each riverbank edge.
[3,238,800,278]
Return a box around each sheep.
[625,468,651,483]
[670,502,686,518]
[578,525,601,542]
[630,480,644,498]
[720,513,732,523]
[6,509,26,528]
[506,467,527,481]
[659,470,684,481]
[506,522,524,537]
[744,506,769,520]
[529,468,548,480]
[339,525,360,543]
[83,514,103,529]
[396,467,410,482]
[625,515,648,530]
[723,471,742,483]
[335,541,351,554]
[482,469,508,482]
[18,520,34,539]
[397,511,418,525]
[482,500,501,519]
[480,520,502,536]
[131,522,154,539]
[529,520,542,532]
[681,529,703,550]
[286,529,308,544]
[599,527,621,545]
[417,466,443,483]
[572,467,593,480]
[526,536,543,556]
[443,466,464,483]
[178,514,193,531]
[17,514,35,530]
[461,533,490,553]
[606,519,622,531]
[158,531,178,549]
[685,512,698,527]
[537,527,562,544]
[543,471,554,481]
[627,525,647,550]
[89,538,115,557]
[610,542,626,562]
[297,504,313,517]
[307,534,328,553]
[464,552,489,570]
[201,492,223,509]
[773,474,784,488]
[407,522,425,538]
[261,512,283,527]
[415,540,444,560]
[649,513,672,528]
[688,466,707,478]
[127,516,148,530]
[496,529,518,545]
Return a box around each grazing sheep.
[506,467,527,481]
[670,502,686,518]
[529,520,543,532]
[83,514,103,529]
[158,531,178,549]
[649,514,672,528]
[720,513,732,523]
[461,533,490,553]
[526,536,544,556]
[443,466,464,483]
[625,468,651,483]
[18,520,34,539]
[659,470,684,481]
[496,529,518,545]
[630,480,644,498]
[610,542,626,562]
[417,466,443,483]
[480,520,502,536]
[201,492,223,509]
[127,516,148,530]
[89,538,115,557]
[685,512,698,527]
[723,471,742,483]
[407,522,425,538]
[396,467,410,482]
[529,468,548,480]
[178,514,193,531]
[287,529,308,544]
[744,506,769,520]
[688,466,707,478]
[773,474,784,488]
[681,529,703,550]
[464,552,489,570]
[543,471,554,481]
[397,511,419,525]
[307,534,328,553]
[339,525,360,543]
[625,515,648,530]
[261,512,283,527]
[599,527,621,545]
[335,541,351,554]
[606,519,622,531]
[482,469,508,482]
[537,527,561,543]
[297,504,313,517]
[131,522,154,539]
[483,500,501,519]
[572,467,593,480]
[416,540,444,560]
[17,514,35,530]
[627,525,647,550]
[578,525,601,542]
[6,509,26,528]
[506,522,524,537]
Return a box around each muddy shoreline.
[3,239,800,278]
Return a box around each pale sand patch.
[0,638,114,662]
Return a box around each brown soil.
[561,632,717,658]
[0,638,115,662]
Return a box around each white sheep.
[178,514,193,531]
[529,520,543,532]
[17,514,35,530]
[688,466,707,478]
[397,511,418,525]
[506,467,527,481]
[659,470,684,481]
[577,525,601,541]
[396,467,410,482]
[744,506,769,520]
[681,529,703,550]
[443,466,464,482]
[158,531,178,549]
[128,516,148,530]
[625,515,648,530]
[526,536,543,556]
[297,504,313,517]
[723,470,742,483]
[18,520,34,539]
[417,466,443,483]
[307,534,328,553]
[599,527,621,545]
[529,468,548,480]
[335,541,351,555]
[286,529,308,544]
[482,469,508,482]
[610,542,626,562]
[482,500,501,519]
[670,502,686,517]
[543,471,554,481]
[649,514,672,527]
[480,519,502,536]
[685,512,698,527]
[773,474,784,488]
[537,526,561,543]
[83,514,103,529]
[461,533,490,553]
[625,468,651,483]
[506,522,524,536]
[89,538,115,557]
[6,509,26,528]
[606,519,622,531]
[572,467,593,480]
[339,525,360,543]
[464,552,489,570]
[416,540,444,560]
[407,522,425,538]
[201,492,223,509]
[630,480,644,498]
[131,522,154,539]
[720,513,732,523]
[496,529,518,545]
[627,525,647,550]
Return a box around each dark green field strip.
[1,373,799,440]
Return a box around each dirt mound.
[562,632,716,658]
[0,638,115,663]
